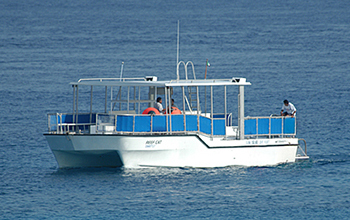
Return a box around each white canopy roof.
[70,77,251,87]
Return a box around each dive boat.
[44,62,308,168]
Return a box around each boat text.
[145,140,162,148]
[245,140,270,145]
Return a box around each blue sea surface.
[1,0,350,219]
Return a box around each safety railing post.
[269,116,271,139]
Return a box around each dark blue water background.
[1,0,350,219]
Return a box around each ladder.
[176,61,199,112]
[188,86,199,111]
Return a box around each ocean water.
[1,0,350,219]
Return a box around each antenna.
[119,62,124,81]
[176,20,180,70]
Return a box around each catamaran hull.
[44,134,298,168]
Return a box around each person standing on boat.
[171,99,178,108]
[281,100,296,117]
[155,97,164,113]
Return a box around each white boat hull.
[45,134,298,168]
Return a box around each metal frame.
[49,76,257,139]
[243,115,297,138]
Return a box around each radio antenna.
[176,20,180,70]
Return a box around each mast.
[176,20,180,72]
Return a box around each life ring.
[142,107,160,115]
[168,107,181,114]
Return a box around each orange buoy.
[171,107,181,114]
[142,107,160,115]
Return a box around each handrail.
[48,112,297,140]
[184,96,193,113]
[47,112,97,134]
[298,138,307,155]
[295,138,309,160]
[48,112,227,137]
[244,115,297,138]
[176,61,196,80]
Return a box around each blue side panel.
[84,114,97,123]
[116,116,122,131]
[50,115,57,125]
[171,115,184,131]
[185,115,198,131]
[76,114,91,123]
[116,115,133,132]
[91,114,96,123]
[258,118,269,135]
[284,117,295,134]
[60,114,73,123]
[57,114,96,124]
[134,116,151,132]
[49,115,57,131]
[213,119,225,135]
[271,118,282,134]
[200,116,211,134]
[153,115,166,132]
[244,119,257,135]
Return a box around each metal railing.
[48,113,297,140]
[95,113,227,137]
[244,115,297,138]
[48,112,229,137]
[47,113,96,134]
[296,138,309,159]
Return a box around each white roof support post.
[224,85,227,139]
[133,87,136,110]
[118,87,122,111]
[165,87,169,132]
[182,86,186,132]
[211,85,213,138]
[72,85,76,123]
[238,85,245,140]
[196,86,200,112]
[90,86,93,123]
[138,86,141,114]
[105,86,107,113]
[76,86,79,125]
[204,86,207,115]
[168,87,172,133]
[197,86,200,133]
[76,86,79,118]
[149,86,156,108]
[75,85,79,132]
[127,86,130,113]
[154,86,157,107]
[110,86,113,112]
